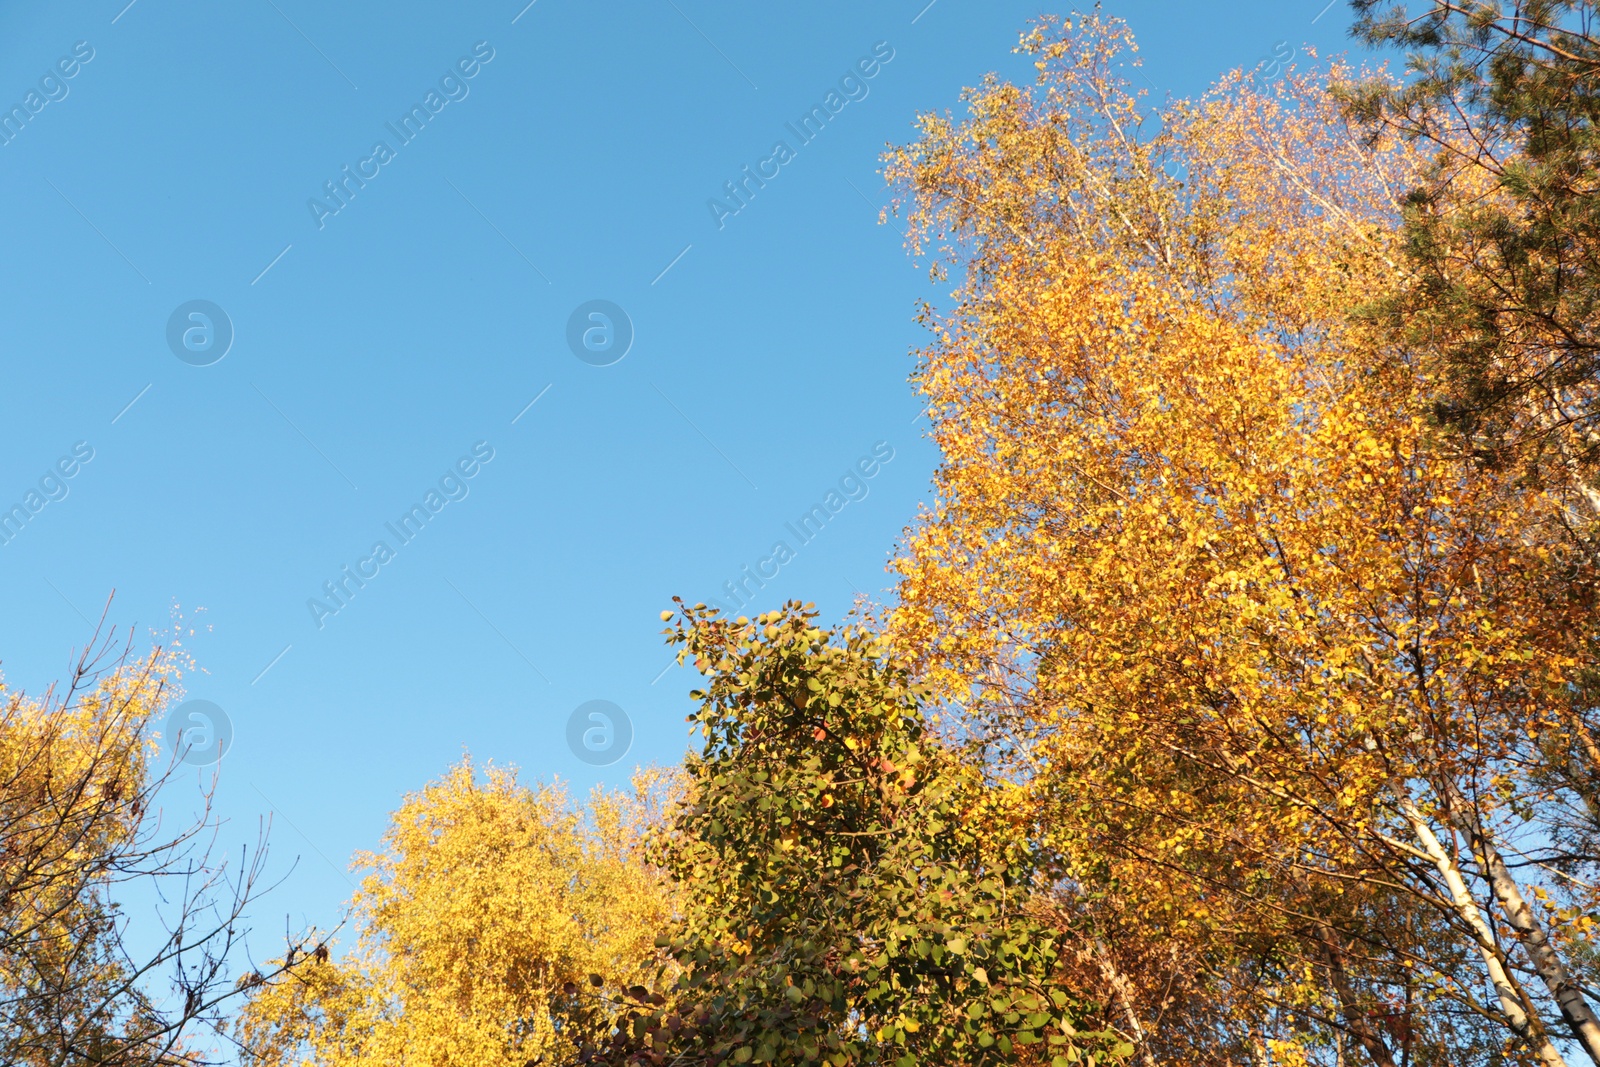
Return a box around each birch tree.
[884,14,1600,1065]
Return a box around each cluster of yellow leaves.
[884,14,1597,1066]
[1,665,161,906]
[0,650,185,1063]
[239,759,676,1067]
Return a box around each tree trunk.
[1448,793,1600,1065]
[1398,796,1567,1067]
[1088,937,1160,1067]
[1320,925,1398,1067]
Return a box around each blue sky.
[0,0,1360,977]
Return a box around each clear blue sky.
[0,0,1362,972]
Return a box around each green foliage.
[584,601,1124,1067]
[1344,1,1600,458]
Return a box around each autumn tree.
[237,758,674,1067]
[0,614,306,1066]
[883,13,1600,1067]
[587,601,1125,1067]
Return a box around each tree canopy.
[883,12,1600,1066]
[18,7,1600,1067]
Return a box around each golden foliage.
[0,659,165,1063]
[885,14,1599,1066]
[239,758,675,1067]
[1,627,296,1066]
